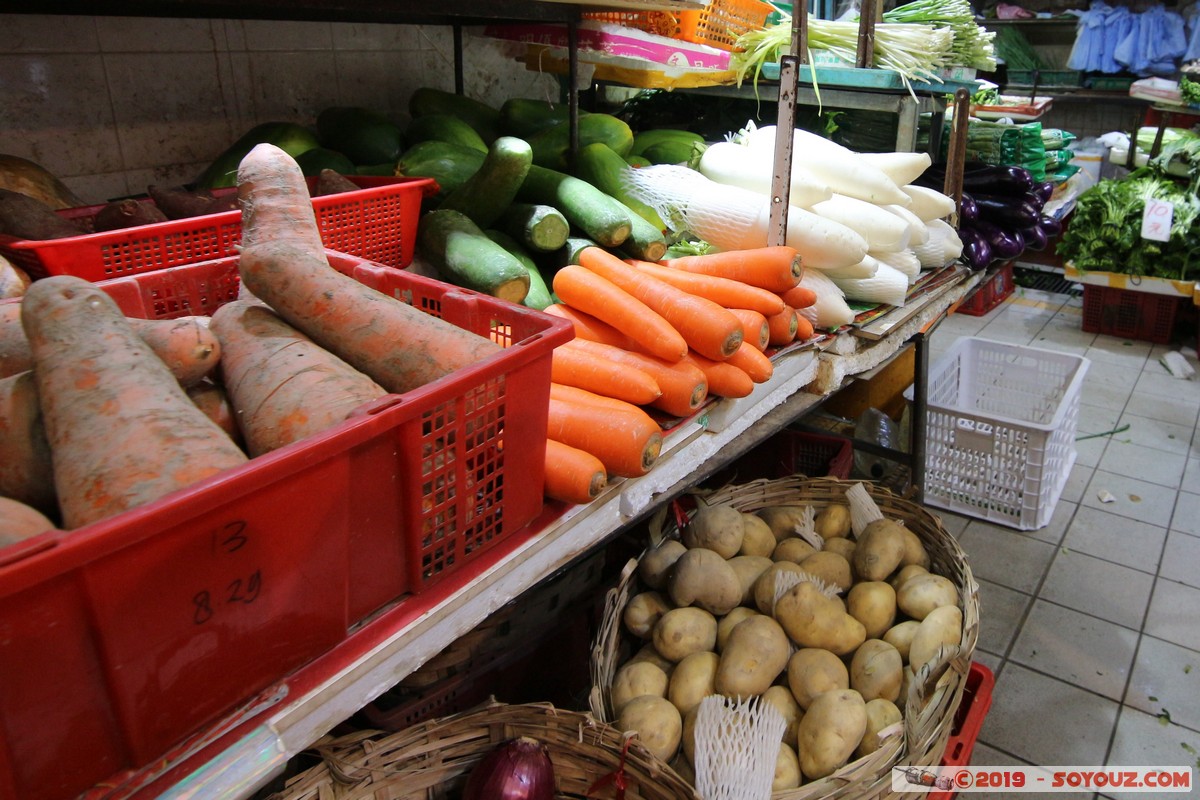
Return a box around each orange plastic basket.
[583,0,775,51]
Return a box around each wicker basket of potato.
[589,476,980,799]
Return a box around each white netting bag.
[621,165,768,251]
[693,694,786,800]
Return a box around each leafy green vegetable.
[1181,76,1200,107]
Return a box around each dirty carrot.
[127,316,220,389]
[186,379,242,448]
[727,341,774,383]
[543,303,635,349]
[766,306,798,347]
[0,496,58,547]
[628,259,785,316]
[0,371,55,516]
[544,438,607,504]
[547,396,662,478]
[665,245,803,293]
[781,284,819,310]
[579,246,743,361]
[552,264,686,363]
[237,143,325,255]
[684,352,754,399]
[563,337,707,418]
[0,303,29,379]
[552,342,661,406]
[727,308,770,351]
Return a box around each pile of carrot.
[538,243,818,506]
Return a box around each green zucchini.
[618,206,668,262]
[500,98,585,139]
[438,136,533,230]
[528,113,635,171]
[518,165,632,248]
[575,142,665,230]
[316,106,405,166]
[499,203,570,253]
[536,236,598,284]
[195,121,320,189]
[409,87,501,144]
[629,128,705,156]
[485,229,555,310]
[418,209,530,304]
[404,114,488,153]
[395,141,485,195]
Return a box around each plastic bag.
[1041,128,1077,150]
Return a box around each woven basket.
[589,476,980,800]
[267,701,700,800]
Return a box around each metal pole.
[453,24,464,95]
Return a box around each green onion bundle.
[883,0,997,71]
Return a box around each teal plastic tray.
[760,62,979,94]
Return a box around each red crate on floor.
[928,662,996,800]
[0,175,435,280]
[1081,283,1186,344]
[956,262,1014,317]
[0,251,571,800]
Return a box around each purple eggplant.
[1021,224,1048,251]
[1036,215,1062,238]
[961,236,994,270]
[959,193,979,222]
[1033,181,1054,203]
[972,193,1042,229]
[1023,190,1046,213]
[960,164,1035,196]
[965,219,1025,262]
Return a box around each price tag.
[1141,198,1174,242]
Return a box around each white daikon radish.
[698,140,833,209]
[929,218,964,260]
[857,151,933,187]
[871,249,921,281]
[743,125,910,206]
[797,268,855,330]
[830,262,909,307]
[911,230,951,269]
[882,204,929,246]
[811,194,911,252]
[901,185,956,221]
[820,255,881,280]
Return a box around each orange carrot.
[543,304,635,349]
[548,396,662,478]
[0,371,55,516]
[552,264,687,363]
[21,276,249,528]
[727,341,774,383]
[794,314,816,342]
[665,246,803,293]
[628,259,785,316]
[684,352,754,399]
[766,306,798,347]
[127,316,220,389]
[550,383,658,425]
[0,257,31,301]
[551,343,661,406]
[781,284,818,310]
[563,338,707,418]
[186,379,242,448]
[727,308,769,351]
[0,303,27,379]
[579,247,743,361]
[0,496,58,548]
[544,438,607,504]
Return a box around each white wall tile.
[240,19,333,51]
[95,16,217,53]
[0,14,99,53]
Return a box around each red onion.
[462,737,555,800]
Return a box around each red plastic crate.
[0,175,435,280]
[1081,283,1186,344]
[956,261,1014,317]
[928,662,996,800]
[0,251,571,800]
[706,429,854,487]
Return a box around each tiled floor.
[925,284,1200,799]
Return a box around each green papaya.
[404,114,488,153]
[395,141,486,196]
[294,147,356,177]
[316,106,405,166]
[528,113,634,171]
[195,121,320,189]
[409,87,501,144]
[500,97,588,139]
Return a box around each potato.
[773,537,818,564]
[683,502,745,558]
[774,743,802,790]
[716,607,760,651]
[849,639,903,703]
[899,526,930,568]
[909,605,963,670]
[653,607,718,662]
[823,536,856,562]
[739,513,777,557]
[612,660,669,715]
[753,561,806,614]
[786,648,849,709]
[882,620,922,662]
[852,518,907,582]
[670,753,696,784]
[775,581,866,656]
[639,540,687,590]
[855,698,902,758]
[896,573,959,621]
[681,706,698,763]
[727,555,774,607]
[616,694,682,763]
[846,581,897,640]
[668,651,719,716]
[668,547,742,616]
[799,551,852,593]
[624,591,671,638]
[762,685,803,747]
[814,504,851,539]
[756,505,811,542]
[715,615,790,697]
[796,689,867,779]
[889,563,928,592]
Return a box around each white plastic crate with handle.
[919,337,1089,530]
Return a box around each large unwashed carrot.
[727,308,769,352]
[127,316,220,388]
[578,247,743,361]
[0,496,58,548]
[543,304,634,350]
[548,396,661,478]
[563,337,707,418]
[21,276,249,529]
[1,304,27,379]
[186,379,242,448]
[781,284,818,310]
[544,438,607,505]
[794,313,815,342]
[629,260,785,316]
[0,371,55,515]
[551,343,660,406]
[766,306,799,347]
[550,382,658,426]
[727,341,774,384]
[551,264,686,363]
[209,299,387,457]
[237,143,325,255]
[666,246,803,293]
[684,352,754,399]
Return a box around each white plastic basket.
[919,337,1089,530]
